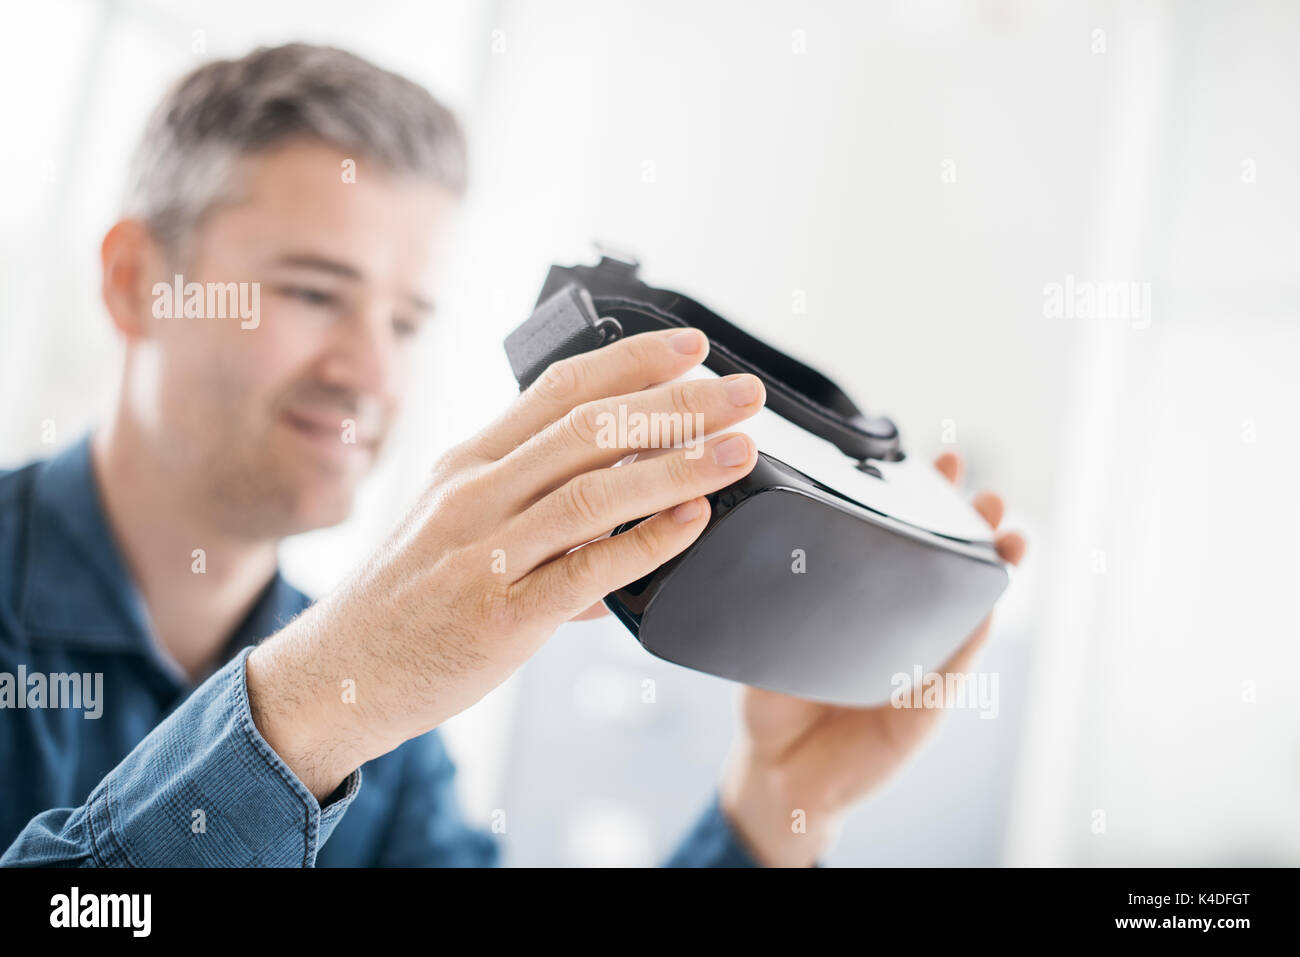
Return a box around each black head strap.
[506,256,902,462]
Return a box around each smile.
[279,408,379,457]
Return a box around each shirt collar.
[21,434,310,678]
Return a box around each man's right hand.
[246,327,765,800]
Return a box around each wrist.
[245,621,384,802]
[719,750,840,867]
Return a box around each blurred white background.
[1,0,1296,865]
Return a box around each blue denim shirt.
[0,437,757,867]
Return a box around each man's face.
[135,139,458,537]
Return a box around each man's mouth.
[279,407,382,457]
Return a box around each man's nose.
[320,300,401,403]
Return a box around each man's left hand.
[718,451,1027,867]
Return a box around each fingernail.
[712,435,751,467]
[672,500,703,523]
[670,330,704,354]
[724,374,761,406]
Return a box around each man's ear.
[101,219,164,340]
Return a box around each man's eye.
[393,317,420,339]
[281,286,339,308]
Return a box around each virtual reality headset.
[505,253,1009,706]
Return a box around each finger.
[506,432,757,574]
[571,602,610,621]
[495,372,766,508]
[474,328,710,460]
[934,451,964,486]
[521,497,712,620]
[995,530,1026,566]
[972,490,1004,530]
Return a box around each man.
[0,43,1024,867]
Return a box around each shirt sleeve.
[663,793,763,867]
[369,729,501,867]
[1,646,360,867]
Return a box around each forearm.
[3,648,359,867]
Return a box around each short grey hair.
[122,43,468,255]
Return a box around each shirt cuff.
[664,792,763,867]
[84,646,362,866]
